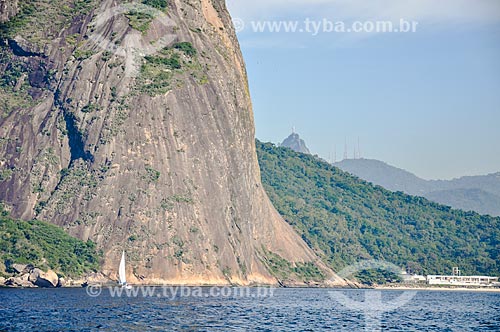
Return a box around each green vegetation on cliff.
[0,0,94,43]
[0,206,100,277]
[260,248,326,283]
[256,141,500,277]
[0,43,36,116]
[136,42,202,96]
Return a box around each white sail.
[119,251,126,285]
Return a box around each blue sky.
[226,0,500,180]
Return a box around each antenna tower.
[357,137,361,159]
[344,138,348,160]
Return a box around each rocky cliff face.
[0,0,18,23]
[0,0,345,285]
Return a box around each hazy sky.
[226,0,500,180]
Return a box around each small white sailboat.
[119,251,132,289]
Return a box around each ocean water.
[0,287,499,331]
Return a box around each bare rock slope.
[0,0,18,23]
[0,0,345,285]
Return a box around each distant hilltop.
[281,132,311,154]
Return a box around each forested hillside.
[0,205,100,278]
[257,141,500,277]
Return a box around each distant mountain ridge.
[425,188,500,217]
[335,159,500,217]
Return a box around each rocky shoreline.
[0,263,110,288]
[1,265,357,289]
[1,264,60,288]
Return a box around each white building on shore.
[427,275,499,287]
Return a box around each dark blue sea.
[0,287,499,331]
